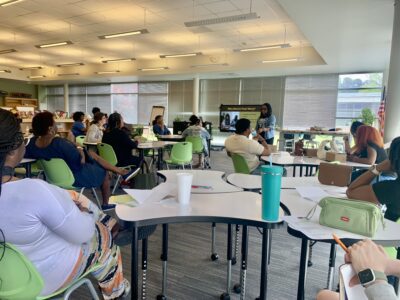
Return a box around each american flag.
[378,86,386,136]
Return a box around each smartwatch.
[358,268,387,287]
[368,165,381,176]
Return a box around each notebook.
[318,162,353,187]
[339,264,367,300]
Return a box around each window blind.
[283,74,338,129]
[168,80,193,124]
[138,83,168,125]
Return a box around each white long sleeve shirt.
[0,178,95,296]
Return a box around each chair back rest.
[231,153,251,174]
[283,133,295,140]
[39,158,75,189]
[170,142,193,163]
[75,135,85,147]
[185,136,203,153]
[0,243,44,300]
[97,143,118,166]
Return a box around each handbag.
[318,162,353,187]
[319,197,386,237]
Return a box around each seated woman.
[25,112,137,208]
[0,109,130,299]
[343,120,364,154]
[152,115,170,135]
[102,112,142,168]
[347,136,400,221]
[71,111,87,138]
[182,115,211,156]
[347,125,387,165]
[85,112,106,143]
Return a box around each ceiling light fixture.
[27,75,46,79]
[35,41,72,48]
[95,70,120,74]
[138,67,169,71]
[102,58,136,63]
[0,69,11,73]
[235,43,291,52]
[160,52,202,58]
[57,62,84,67]
[19,66,42,70]
[98,29,149,39]
[0,48,17,54]
[190,63,229,68]
[58,73,80,76]
[184,12,259,27]
[0,0,24,7]
[262,58,299,63]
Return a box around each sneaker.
[122,167,140,182]
[121,278,131,298]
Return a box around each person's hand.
[68,190,91,211]
[258,128,263,134]
[376,159,392,173]
[346,240,389,274]
[347,154,354,162]
[264,128,270,132]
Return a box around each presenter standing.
[255,102,276,145]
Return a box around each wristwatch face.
[358,269,375,285]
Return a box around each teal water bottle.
[261,165,283,221]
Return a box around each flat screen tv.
[219,104,261,132]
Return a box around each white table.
[226,173,261,190]
[260,153,370,177]
[280,189,400,299]
[116,191,284,300]
[157,134,184,141]
[137,141,177,170]
[158,170,243,194]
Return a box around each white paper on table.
[295,186,329,203]
[123,183,177,205]
[340,264,367,300]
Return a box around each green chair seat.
[231,153,251,174]
[165,142,193,169]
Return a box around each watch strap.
[372,270,387,282]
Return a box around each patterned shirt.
[255,114,276,140]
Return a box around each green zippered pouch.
[319,197,385,237]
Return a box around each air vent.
[184,12,259,27]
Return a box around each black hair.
[32,111,55,137]
[92,112,105,125]
[189,115,200,126]
[235,118,251,134]
[350,121,364,135]
[153,115,163,126]
[72,111,85,122]
[260,103,272,118]
[389,137,400,175]
[92,107,100,115]
[107,112,123,131]
[0,109,24,196]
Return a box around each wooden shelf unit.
[4,97,38,107]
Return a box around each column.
[384,0,400,142]
[193,77,199,115]
[63,83,69,114]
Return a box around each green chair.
[185,136,205,169]
[15,162,43,178]
[38,158,101,208]
[231,153,251,174]
[164,142,193,169]
[0,243,100,300]
[97,143,137,194]
[75,135,85,147]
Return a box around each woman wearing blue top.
[152,115,171,135]
[71,111,87,137]
[255,102,276,145]
[25,112,137,208]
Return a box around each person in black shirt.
[347,136,400,222]
[102,112,142,168]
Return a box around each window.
[168,80,193,124]
[138,83,168,125]
[283,75,339,129]
[112,83,138,124]
[335,73,383,128]
[45,86,64,112]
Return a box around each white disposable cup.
[176,173,193,205]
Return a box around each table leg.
[131,226,139,300]
[292,166,296,177]
[257,228,270,300]
[297,238,310,300]
[26,162,32,178]
[142,238,148,299]
[326,244,337,290]
[300,166,303,177]
[211,223,219,261]
[239,225,249,300]
[157,224,168,300]
[158,148,164,170]
[220,224,232,300]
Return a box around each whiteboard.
[150,106,165,125]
